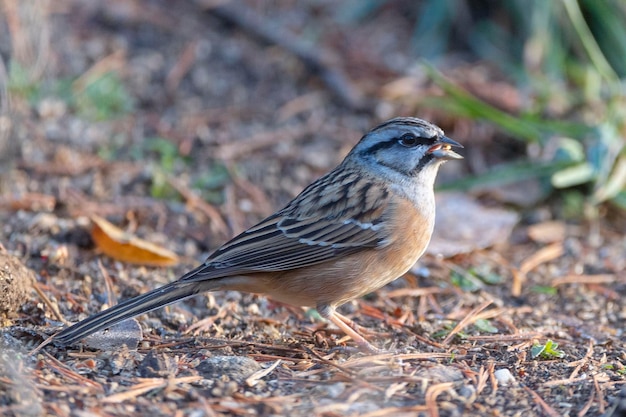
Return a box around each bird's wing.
[181,169,392,281]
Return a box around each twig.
[442,300,492,346]
[425,382,455,417]
[245,359,281,387]
[32,280,69,325]
[592,373,607,413]
[203,2,368,110]
[97,259,117,307]
[43,352,104,392]
[566,338,594,379]
[578,390,595,417]
[552,274,619,286]
[465,333,543,342]
[523,385,560,417]
[166,39,199,93]
[543,376,588,388]
[301,346,355,377]
[475,365,489,395]
[102,376,202,403]
[199,396,219,417]
[343,352,454,369]
[487,361,497,395]
[512,242,564,296]
[359,405,430,417]
[166,176,229,236]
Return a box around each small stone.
[311,382,345,399]
[37,98,68,119]
[195,355,261,383]
[494,368,516,386]
[138,350,178,378]
[82,319,142,350]
[105,346,141,375]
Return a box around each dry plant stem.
[300,347,355,377]
[442,300,492,345]
[425,382,455,417]
[245,359,281,387]
[475,365,489,395]
[166,39,198,93]
[198,396,219,417]
[592,374,607,413]
[97,259,116,307]
[488,361,497,395]
[552,274,618,286]
[166,176,229,236]
[29,334,55,355]
[523,386,561,417]
[578,390,596,417]
[102,376,202,404]
[512,242,564,296]
[567,338,595,379]
[32,281,69,325]
[43,352,104,392]
[359,405,430,417]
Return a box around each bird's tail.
[53,280,205,346]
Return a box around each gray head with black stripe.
[347,117,463,180]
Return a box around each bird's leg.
[317,304,381,353]
[334,310,379,335]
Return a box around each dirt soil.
[0,1,624,416]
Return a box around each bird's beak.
[428,136,464,160]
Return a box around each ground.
[0,1,624,416]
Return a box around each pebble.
[494,368,516,386]
[82,318,142,350]
[195,355,261,383]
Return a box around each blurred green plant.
[341,0,626,212]
[450,269,482,292]
[9,61,133,121]
[432,323,468,340]
[128,137,187,200]
[7,61,40,101]
[193,164,231,205]
[73,71,134,121]
[449,266,503,292]
[531,339,565,360]
[129,137,229,203]
[530,285,558,296]
[473,318,498,334]
[428,0,626,212]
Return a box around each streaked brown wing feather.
[180,167,392,282]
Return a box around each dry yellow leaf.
[90,215,179,267]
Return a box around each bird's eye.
[399,133,418,147]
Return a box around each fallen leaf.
[90,215,179,266]
[428,193,519,257]
[512,242,564,296]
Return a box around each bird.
[53,117,463,352]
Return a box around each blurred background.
[1,0,625,224]
[1,2,625,415]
